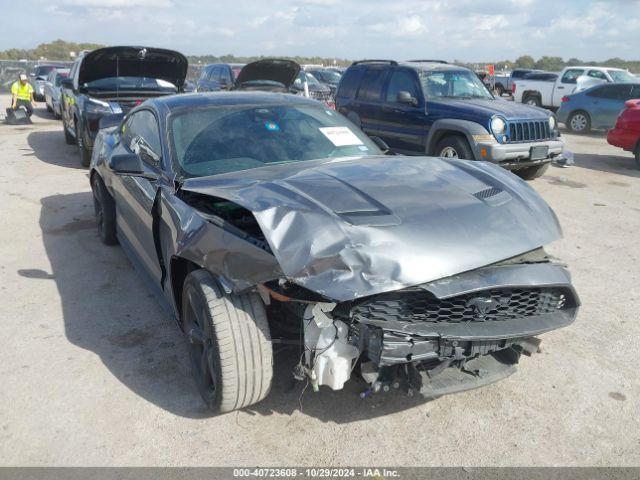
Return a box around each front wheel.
[567,111,591,134]
[515,162,550,180]
[76,121,92,167]
[434,135,474,160]
[182,270,273,413]
[91,175,117,245]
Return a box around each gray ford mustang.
[89,91,579,413]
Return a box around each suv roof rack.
[351,59,398,66]
[407,59,449,64]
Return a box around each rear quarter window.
[336,68,364,99]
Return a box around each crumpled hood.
[235,59,301,89]
[182,156,562,301]
[78,46,188,89]
[432,98,551,120]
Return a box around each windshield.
[35,66,56,77]
[84,76,177,92]
[55,71,69,86]
[607,70,637,83]
[420,70,493,99]
[295,72,321,87]
[312,70,342,83]
[170,104,380,178]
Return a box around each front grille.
[350,287,569,324]
[507,120,551,143]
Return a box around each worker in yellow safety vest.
[11,74,35,117]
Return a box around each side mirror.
[60,78,73,89]
[369,136,392,154]
[109,153,144,175]
[397,91,418,106]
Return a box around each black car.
[195,63,245,92]
[305,68,342,93]
[336,60,565,179]
[60,46,187,166]
[89,91,578,413]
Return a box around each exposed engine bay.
[260,250,578,398]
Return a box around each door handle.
[557,86,564,89]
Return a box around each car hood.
[78,46,188,89]
[432,97,550,120]
[235,59,301,89]
[181,156,562,301]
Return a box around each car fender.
[426,119,491,158]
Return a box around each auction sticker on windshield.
[319,127,363,147]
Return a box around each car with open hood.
[60,46,188,166]
[89,91,579,413]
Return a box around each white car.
[43,68,70,119]
[513,66,638,109]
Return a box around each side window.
[209,67,222,82]
[512,70,529,79]
[588,85,632,100]
[385,69,420,103]
[356,68,388,102]
[220,67,232,84]
[561,69,585,84]
[337,68,364,99]
[587,70,607,80]
[124,110,162,168]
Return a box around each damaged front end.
[263,251,579,398]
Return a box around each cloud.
[64,0,172,7]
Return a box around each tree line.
[1,40,637,73]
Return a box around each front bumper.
[476,137,565,169]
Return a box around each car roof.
[397,61,468,72]
[152,91,324,111]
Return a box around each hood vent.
[473,186,511,206]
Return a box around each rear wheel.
[523,94,542,107]
[495,84,505,97]
[46,103,53,113]
[435,135,474,160]
[567,111,591,133]
[182,270,273,413]
[91,175,117,245]
[515,162,550,180]
[76,120,92,167]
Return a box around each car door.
[353,67,389,139]
[110,109,164,282]
[553,68,584,105]
[587,84,633,128]
[377,68,426,154]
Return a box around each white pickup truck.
[513,66,638,109]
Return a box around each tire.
[523,94,542,107]
[434,135,475,160]
[567,111,591,133]
[64,124,75,145]
[515,162,550,180]
[76,120,92,167]
[635,144,640,170]
[495,84,505,97]
[182,270,273,413]
[46,103,53,113]
[91,175,117,246]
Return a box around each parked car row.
[45,45,581,414]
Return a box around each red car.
[607,99,640,169]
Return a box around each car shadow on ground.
[572,151,639,178]
[27,130,84,169]
[36,191,430,423]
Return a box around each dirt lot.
[1,96,639,467]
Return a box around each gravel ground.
[0,97,638,466]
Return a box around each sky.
[2,0,640,61]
